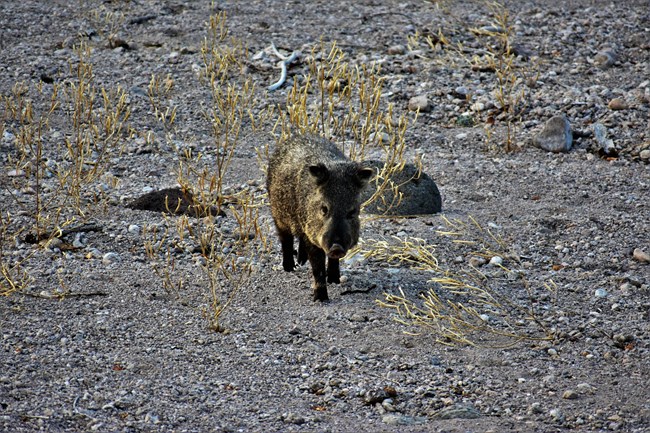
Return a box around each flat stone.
[382,414,427,425]
[433,404,481,419]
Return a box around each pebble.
[593,50,617,69]
[469,256,487,267]
[364,388,389,404]
[128,224,141,234]
[7,169,25,177]
[282,412,305,425]
[533,115,572,152]
[408,95,431,112]
[640,150,650,160]
[3,130,16,142]
[489,256,503,266]
[632,248,649,263]
[387,45,406,55]
[562,390,578,400]
[594,288,608,298]
[576,383,596,394]
[454,86,469,98]
[549,408,564,422]
[102,252,120,264]
[592,123,616,156]
[382,414,427,425]
[608,98,628,110]
[72,233,85,248]
[433,404,481,419]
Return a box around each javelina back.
[267,135,374,301]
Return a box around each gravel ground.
[1,1,649,432]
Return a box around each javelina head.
[304,162,374,258]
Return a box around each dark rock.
[127,187,223,217]
[361,160,442,215]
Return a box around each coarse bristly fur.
[267,134,374,301]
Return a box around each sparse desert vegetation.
[1,0,648,432]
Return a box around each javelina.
[267,135,374,301]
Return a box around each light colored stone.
[632,248,649,263]
[533,115,572,152]
[408,95,430,112]
[608,98,628,110]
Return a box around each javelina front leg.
[306,243,328,301]
[278,229,296,271]
[327,258,340,284]
[297,236,308,266]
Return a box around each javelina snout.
[267,135,373,301]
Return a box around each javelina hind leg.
[279,229,296,271]
[327,258,340,284]
[306,242,328,301]
[297,236,308,265]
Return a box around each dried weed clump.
[357,216,557,346]
[0,41,131,294]
[410,0,539,151]
[143,12,269,331]
[277,42,422,213]
[2,43,130,242]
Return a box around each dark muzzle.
[327,243,346,259]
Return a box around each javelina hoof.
[313,286,329,302]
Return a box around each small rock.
[382,414,427,425]
[456,113,474,127]
[7,169,25,177]
[593,50,617,69]
[128,224,141,234]
[592,123,616,156]
[364,389,389,405]
[608,98,628,110]
[640,150,650,160]
[360,160,441,215]
[72,233,85,248]
[594,288,608,298]
[529,402,544,414]
[3,131,16,142]
[469,256,487,267]
[549,408,564,422]
[408,95,430,112]
[489,256,503,266]
[282,412,305,425]
[44,237,63,250]
[562,390,578,400]
[103,252,120,264]
[576,383,596,394]
[433,404,481,419]
[350,313,368,323]
[387,45,406,55]
[453,86,469,98]
[533,115,572,152]
[632,248,649,263]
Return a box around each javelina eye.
[321,205,328,216]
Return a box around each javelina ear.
[308,163,330,185]
[355,166,375,187]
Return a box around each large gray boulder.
[361,160,442,216]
